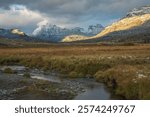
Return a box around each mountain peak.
[62,5,150,43]
[95,14,150,38]
[126,6,150,17]
[32,23,104,42]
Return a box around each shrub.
[94,65,143,99]
[116,81,139,99]
[94,71,105,82]
[3,68,14,74]
[0,57,21,65]
[138,79,150,100]
[19,79,29,84]
[68,71,78,78]
[23,73,31,78]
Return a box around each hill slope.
[62,6,150,43]
[33,24,103,42]
[0,28,28,40]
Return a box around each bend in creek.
[74,82,111,100]
[0,65,112,100]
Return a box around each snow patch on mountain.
[95,14,150,38]
[63,6,150,43]
[32,23,104,42]
[126,6,150,17]
[88,24,104,35]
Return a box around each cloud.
[0,4,45,34]
[0,0,150,33]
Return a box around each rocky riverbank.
[0,73,86,100]
[0,66,111,100]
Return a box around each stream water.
[74,83,110,100]
[0,66,111,100]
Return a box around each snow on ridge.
[32,23,104,42]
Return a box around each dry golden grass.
[0,44,150,57]
[0,43,150,99]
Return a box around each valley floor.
[0,43,150,99]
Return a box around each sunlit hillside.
[94,14,150,38]
[11,29,26,36]
[62,35,88,42]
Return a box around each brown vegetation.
[0,43,150,99]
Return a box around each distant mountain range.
[62,6,150,43]
[0,24,104,43]
[0,6,150,44]
[32,24,104,42]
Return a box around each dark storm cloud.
[0,0,150,33]
[0,0,149,15]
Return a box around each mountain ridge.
[32,24,104,42]
[62,6,150,43]
[0,28,29,40]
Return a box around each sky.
[0,0,149,34]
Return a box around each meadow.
[0,43,150,99]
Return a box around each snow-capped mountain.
[126,6,150,17]
[0,28,27,39]
[88,24,104,35]
[63,6,150,43]
[32,24,103,42]
[92,6,150,43]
